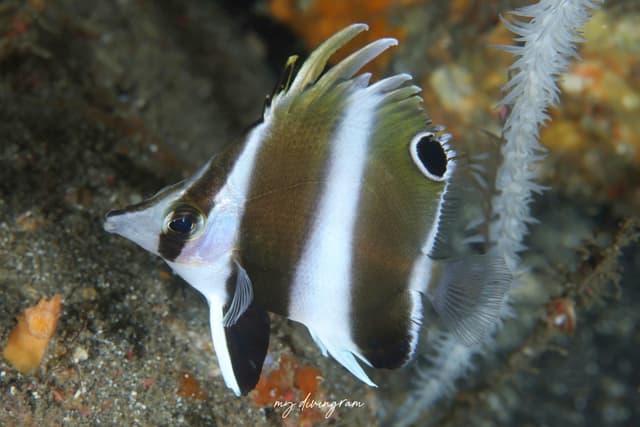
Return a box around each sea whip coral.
[491,0,604,272]
[392,1,603,425]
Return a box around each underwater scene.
[1,0,638,426]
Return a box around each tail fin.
[427,253,511,345]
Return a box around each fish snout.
[103,209,126,233]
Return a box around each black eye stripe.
[158,233,187,261]
[409,131,449,181]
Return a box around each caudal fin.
[427,253,511,345]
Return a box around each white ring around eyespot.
[409,131,448,182]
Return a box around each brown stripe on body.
[237,92,348,317]
[350,97,447,368]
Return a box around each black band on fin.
[224,302,270,395]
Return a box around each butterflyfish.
[104,23,511,396]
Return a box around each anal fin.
[427,253,511,345]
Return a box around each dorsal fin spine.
[286,23,369,97]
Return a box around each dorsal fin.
[285,23,368,97]
[263,55,299,113]
[312,37,398,96]
[265,23,398,116]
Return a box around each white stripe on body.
[168,122,270,396]
[289,90,381,387]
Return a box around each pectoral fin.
[427,253,511,345]
[222,261,254,327]
[209,299,270,396]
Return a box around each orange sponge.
[3,295,62,373]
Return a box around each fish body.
[104,24,511,396]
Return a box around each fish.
[103,23,511,396]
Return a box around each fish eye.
[164,205,205,238]
[409,131,449,182]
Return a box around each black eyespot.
[164,204,204,238]
[409,131,450,181]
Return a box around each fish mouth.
[103,208,126,233]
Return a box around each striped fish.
[104,24,511,396]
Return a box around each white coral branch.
[491,0,603,272]
[393,1,603,426]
